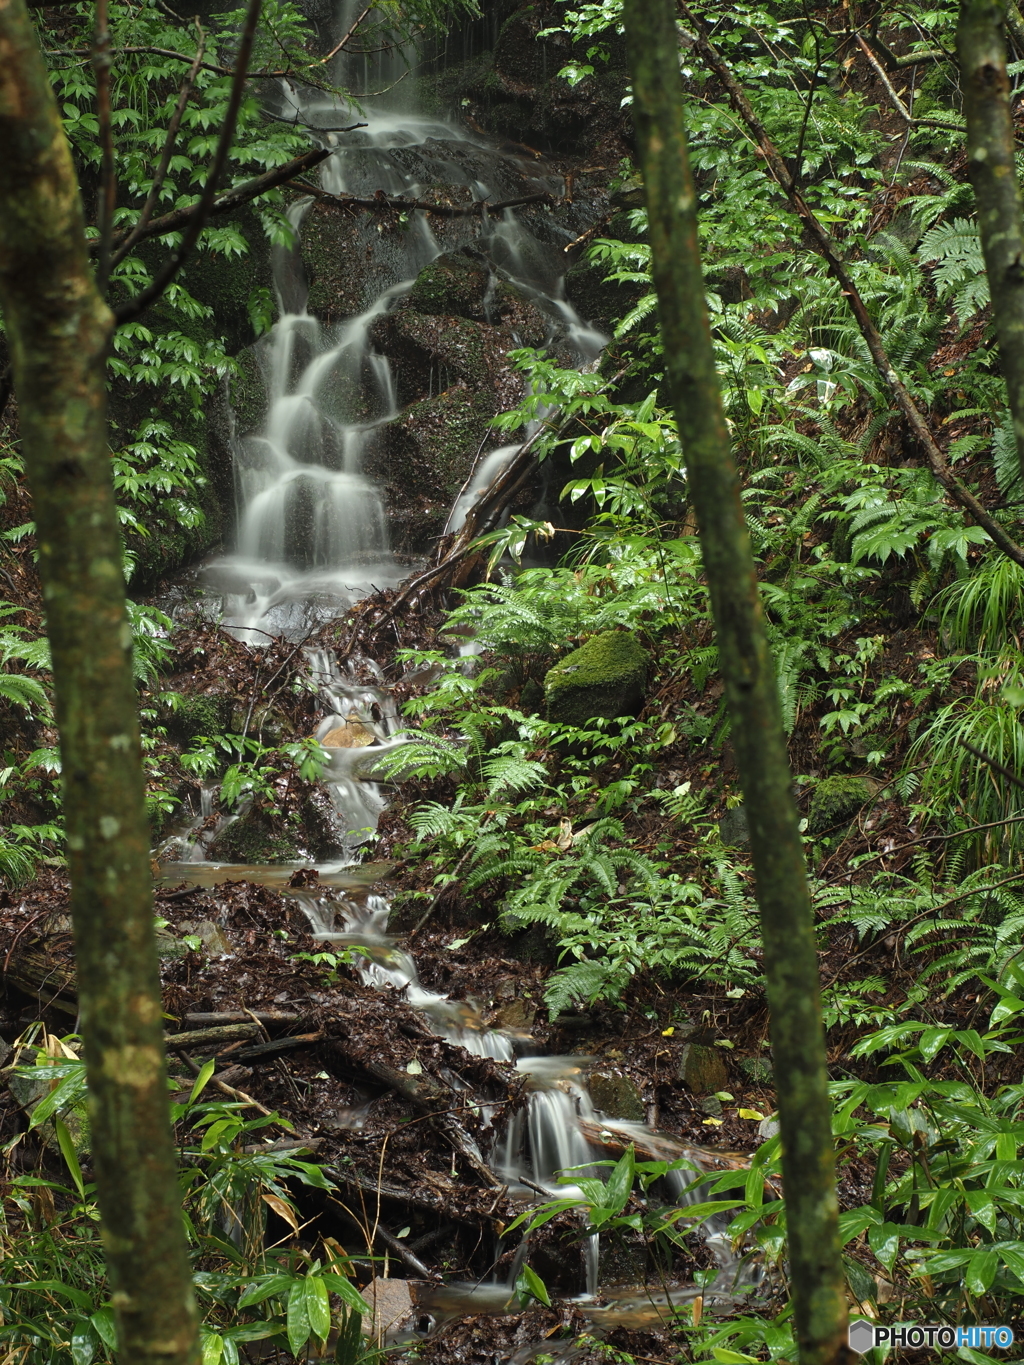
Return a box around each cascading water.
[201,0,606,641]
[171,6,764,1342]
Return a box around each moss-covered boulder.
[807,775,875,835]
[678,1042,728,1096]
[544,631,650,727]
[589,1068,644,1121]
[408,250,492,319]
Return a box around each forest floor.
[0,574,991,1363]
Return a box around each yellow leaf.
[738,1108,765,1121]
[702,1117,723,1126]
[261,1192,299,1231]
[661,1026,675,1037]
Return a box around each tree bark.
[0,3,200,1362]
[621,1,848,1361]
[958,0,1024,490]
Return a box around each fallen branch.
[679,0,1024,568]
[294,182,558,219]
[164,1022,261,1049]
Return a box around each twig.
[296,182,558,219]
[108,25,206,271]
[820,869,1024,987]
[959,738,1024,792]
[854,33,956,130]
[93,146,331,256]
[92,0,117,293]
[114,0,264,325]
[818,812,1024,887]
[678,1,1024,569]
[171,1046,276,1116]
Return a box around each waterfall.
[201,5,605,642]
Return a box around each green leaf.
[867,1222,900,1273]
[965,1247,998,1295]
[189,1057,217,1106]
[286,1281,311,1357]
[201,1331,224,1365]
[304,1276,331,1344]
[603,1145,635,1214]
[90,1308,117,1351]
[516,1265,551,1308]
[317,1272,371,1316]
[55,1117,86,1201]
[70,1321,98,1365]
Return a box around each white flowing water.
[200,11,605,642]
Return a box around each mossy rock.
[807,775,875,835]
[408,251,492,319]
[544,630,650,727]
[166,693,233,745]
[210,806,299,863]
[678,1042,728,1096]
[589,1067,644,1121]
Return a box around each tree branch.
[114,0,263,324]
[108,24,205,271]
[296,182,558,218]
[957,0,1024,495]
[95,146,333,256]
[92,0,117,292]
[679,0,1024,569]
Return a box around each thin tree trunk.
[621,0,848,1360]
[958,0,1024,490]
[0,4,200,1363]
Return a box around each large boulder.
[807,775,876,834]
[544,630,650,727]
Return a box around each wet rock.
[320,713,376,748]
[367,385,503,554]
[165,692,233,745]
[588,1067,644,1122]
[678,1042,728,1096]
[738,1055,773,1085]
[718,804,750,850]
[544,630,650,727]
[758,1115,780,1141]
[807,775,876,834]
[194,920,234,956]
[209,806,300,863]
[362,1277,415,1345]
[492,997,536,1032]
[408,249,492,319]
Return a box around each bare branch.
[114,0,263,325]
[92,0,117,292]
[93,145,332,256]
[678,0,1024,569]
[108,24,206,271]
[296,182,558,218]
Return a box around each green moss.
[544,630,650,727]
[211,806,299,862]
[408,252,491,319]
[807,775,874,834]
[166,693,233,745]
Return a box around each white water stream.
[166,6,765,1341]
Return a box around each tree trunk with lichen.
[621,0,848,1360]
[958,0,1024,491]
[0,2,200,1362]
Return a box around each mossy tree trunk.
[0,3,200,1362]
[958,0,1024,489]
[621,0,848,1360]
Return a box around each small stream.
[161,4,765,1351]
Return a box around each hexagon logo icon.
[848,1320,876,1354]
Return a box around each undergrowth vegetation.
[5,0,1024,1359]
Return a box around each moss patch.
[544,630,650,727]
[807,775,875,834]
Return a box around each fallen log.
[578,1118,753,1172]
[164,1022,261,1049]
[234,1031,323,1061]
[183,1010,303,1025]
